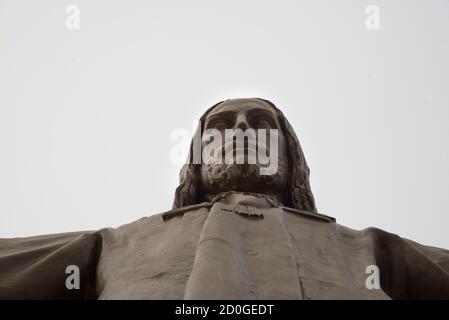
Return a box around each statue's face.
[200,98,289,201]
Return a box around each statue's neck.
[204,190,285,206]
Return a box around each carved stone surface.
[1,98,449,299]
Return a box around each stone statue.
[1,98,449,299]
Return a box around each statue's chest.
[97,193,389,299]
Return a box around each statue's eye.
[211,120,230,130]
[252,118,272,129]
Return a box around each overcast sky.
[1,0,448,248]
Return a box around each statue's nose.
[234,115,250,131]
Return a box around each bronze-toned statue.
[1,98,449,299]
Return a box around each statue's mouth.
[222,141,267,156]
[233,146,257,153]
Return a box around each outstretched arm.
[402,239,449,299]
[0,231,101,299]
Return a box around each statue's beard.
[200,161,288,201]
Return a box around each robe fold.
[1,192,449,299]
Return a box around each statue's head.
[173,98,317,212]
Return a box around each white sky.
[1,0,448,249]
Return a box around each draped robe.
[1,191,449,299]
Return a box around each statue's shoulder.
[96,203,212,240]
[280,205,336,223]
[161,202,211,221]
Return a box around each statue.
[1,98,449,299]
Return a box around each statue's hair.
[172,99,317,212]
